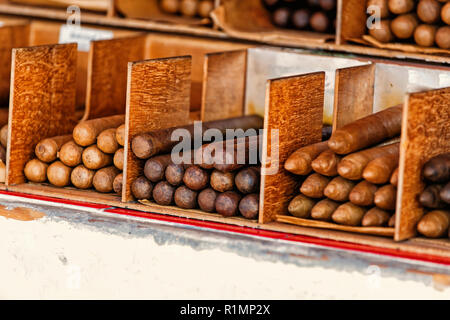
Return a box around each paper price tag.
[59,24,113,52]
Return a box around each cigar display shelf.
[0,19,448,261]
[0,0,449,65]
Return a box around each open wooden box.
[3,25,248,203]
[271,62,450,243]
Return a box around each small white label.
[59,24,113,52]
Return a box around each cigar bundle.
[366,0,450,50]
[24,115,125,195]
[417,152,450,239]
[285,105,403,228]
[262,0,337,33]
[159,0,215,19]
[130,115,265,220]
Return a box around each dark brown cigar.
[152,181,175,206]
[441,182,450,205]
[174,186,198,209]
[183,166,210,191]
[422,153,450,183]
[419,184,446,209]
[239,194,260,220]
[131,115,263,159]
[235,167,260,194]
[144,154,172,183]
[215,191,242,217]
[198,188,218,213]
[131,176,153,200]
[210,170,235,193]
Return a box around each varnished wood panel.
[333,64,375,130]
[123,56,192,202]
[0,23,29,106]
[259,72,324,223]
[395,87,450,241]
[84,34,147,120]
[337,0,367,45]
[201,50,247,121]
[6,43,77,185]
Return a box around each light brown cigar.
[144,154,172,183]
[93,166,120,193]
[116,124,125,147]
[0,160,5,183]
[73,115,125,147]
[197,135,262,172]
[113,173,123,194]
[0,145,5,163]
[0,124,8,148]
[24,159,48,183]
[332,202,367,226]
[338,143,400,180]
[210,170,235,193]
[349,180,378,206]
[235,167,260,194]
[328,105,402,154]
[374,184,397,211]
[323,177,356,202]
[239,194,260,220]
[311,149,341,176]
[362,208,391,227]
[113,148,124,170]
[59,140,83,167]
[388,0,415,14]
[311,199,340,221]
[391,13,419,39]
[417,210,450,238]
[97,128,119,154]
[388,213,396,227]
[35,134,72,163]
[300,173,330,199]
[390,167,399,186]
[131,176,153,200]
[363,152,399,184]
[82,145,113,170]
[70,165,95,189]
[132,115,263,159]
[47,161,72,187]
[288,195,315,218]
[285,141,329,175]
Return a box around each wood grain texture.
[201,50,247,121]
[6,43,78,185]
[84,34,147,120]
[333,64,375,130]
[396,87,450,241]
[0,23,30,107]
[259,72,324,223]
[337,0,367,44]
[122,56,192,202]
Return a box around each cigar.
[417,210,450,238]
[332,202,367,226]
[93,166,120,193]
[70,164,95,189]
[235,167,260,194]
[183,166,210,191]
[0,124,7,148]
[288,194,315,218]
[210,170,235,193]
[390,167,399,187]
[239,194,260,220]
[144,154,172,183]
[113,148,124,170]
[323,177,356,202]
[349,180,378,206]
[82,145,113,170]
[300,173,330,199]
[131,176,153,200]
[165,163,186,186]
[285,141,329,175]
[311,199,339,221]
[422,153,450,183]
[419,184,446,209]
[35,134,72,163]
[131,115,263,159]
[24,159,48,183]
[362,207,391,227]
[198,188,218,213]
[152,181,175,206]
[174,185,198,209]
[215,191,242,217]
[59,140,84,167]
[311,149,341,176]
[441,182,450,205]
[363,152,399,184]
[113,173,123,194]
[374,184,397,211]
[388,213,396,227]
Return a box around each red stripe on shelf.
[1,189,449,266]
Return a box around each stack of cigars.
[367,0,450,49]
[24,115,125,195]
[416,153,450,239]
[262,0,336,33]
[159,0,214,19]
[130,115,266,220]
[285,105,403,229]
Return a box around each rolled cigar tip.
[144,158,166,182]
[332,203,366,226]
[132,135,154,159]
[423,166,439,182]
[73,125,96,147]
[337,164,351,177]
[416,211,450,238]
[311,199,339,221]
[36,140,58,162]
[284,157,306,173]
[419,188,438,208]
[362,208,390,227]
[239,194,260,220]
